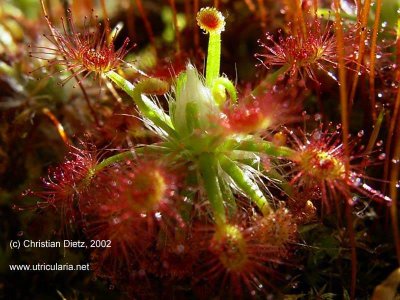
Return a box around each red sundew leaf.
[30,9,133,85]
[192,220,288,298]
[287,125,391,213]
[33,145,99,217]
[256,19,337,84]
[222,90,299,134]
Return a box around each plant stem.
[257,0,267,29]
[369,0,382,122]
[219,155,272,215]
[198,153,227,225]
[106,71,176,137]
[93,151,135,174]
[229,151,293,196]
[250,64,290,98]
[389,19,400,262]
[206,33,221,87]
[348,0,371,110]
[364,109,384,164]
[229,139,297,158]
[100,0,109,30]
[383,9,400,195]
[334,1,355,297]
[87,145,168,181]
[135,0,156,55]
[169,0,181,52]
[218,175,238,218]
[390,127,400,265]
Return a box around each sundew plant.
[1,0,400,299]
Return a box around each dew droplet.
[11,204,24,211]
[378,153,386,160]
[176,244,185,253]
[21,189,31,197]
[357,130,364,137]
[112,217,121,225]
[376,140,383,147]
[312,131,322,140]
[36,201,47,209]
[353,177,362,187]
[327,71,338,81]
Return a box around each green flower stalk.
[196,7,225,87]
